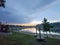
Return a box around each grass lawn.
[0,31,60,45]
[45,37,60,45]
[0,32,36,45]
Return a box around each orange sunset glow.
[8,21,42,26]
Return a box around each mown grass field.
[45,37,60,45]
[0,32,36,45]
[0,31,60,45]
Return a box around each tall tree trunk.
[39,30,41,39]
[46,31,48,37]
[36,28,37,37]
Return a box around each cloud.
[28,0,60,21]
[0,0,58,24]
[6,0,56,15]
[28,0,58,16]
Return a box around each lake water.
[21,28,60,35]
[10,26,60,35]
[22,28,36,33]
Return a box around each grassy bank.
[0,32,36,45]
[0,31,60,45]
[45,37,60,45]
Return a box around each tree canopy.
[43,18,51,31]
[0,0,5,8]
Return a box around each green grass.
[0,32,36,45]
[0,31,60,45]
[45,37,60,45]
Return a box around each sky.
[0,0,60,24]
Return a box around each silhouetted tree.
[43,18,51,37]
[0,0,5,8]
[38,25,41,39]
[35,25,38,37]
[36,24,41,39]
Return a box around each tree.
[35,25,38,37]
[36,24,41,39]
[0,0,5,8]
[43,18,51,37]
[38,25,41,39]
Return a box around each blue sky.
[0,0,60,24]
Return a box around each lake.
[21,28,60,35]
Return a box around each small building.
[0,24,9,32]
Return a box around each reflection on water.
[22,28,60,35]
[22,28,36,33]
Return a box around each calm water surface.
[22,28,60,35]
